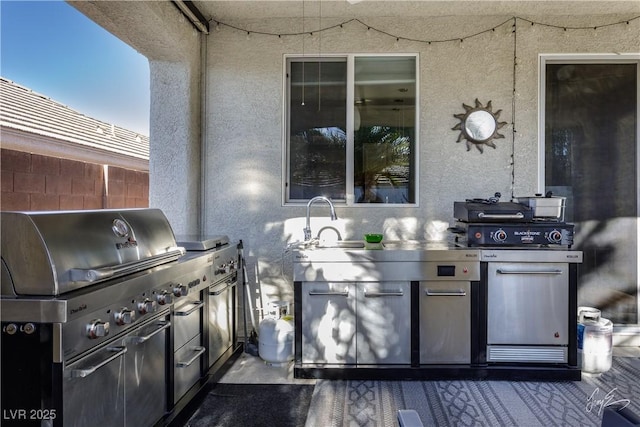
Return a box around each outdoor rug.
[305,357,640,427]
[184,383,314,427]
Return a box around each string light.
[207,15,640,45]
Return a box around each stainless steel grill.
[0,208,191,426]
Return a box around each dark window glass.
[545,62,637,324]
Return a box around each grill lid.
[454,201,534,222]
[1,209,184,296]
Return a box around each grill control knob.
[137,298,156,315]
[156,291,173,305]
[3,324,18,335]
[173,283,188,297]
[493,229,507,242]
[547,229,563,244]
[114,308,135,325]
[87,320,110,339]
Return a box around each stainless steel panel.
[63,341,126,427]
[174,298,204,350]
[174,334,204,403]
[0,298,67,323]
[357,282,411,364]
[420,281,471,364]
[208,279,234,366]
[123,315,170,427]
[1,209,181,296]
[481,249,582,263]
[294,261,480,282]
[487,262,569,346]
[294,244,480,263]
[301,282,356,364]
[487,345,567,363]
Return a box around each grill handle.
[69,248,185,283]
[477,212,524,219]
[69,346,127,378]
[177,346,206,368]
[129,321,171,344]
[175,301,204,316]
[425,289,467,297]
[496,269,563,275]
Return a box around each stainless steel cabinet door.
[420,281,470,364]
[124,318,170,427]
[301,282,356,364]
[63,344,126,427]
[357,282,411,364]
[487,262,569,345]
[208,281,232,366]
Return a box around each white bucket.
[581,317,613,375]
[259,316,294,366]
[266,300,290,320]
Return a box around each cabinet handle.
[364,290,404,297]
[425,289,466,297]
[496,269,562,275]
[175,301,204,316]
[209,285,229,296]
[69,346,127,378]
[129,321,171,344]
[308,289,349,297]
[177,346,206,368]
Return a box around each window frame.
[282,53,420,207]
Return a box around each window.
[284,54,418,205]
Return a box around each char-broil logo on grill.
[70,304,87,315]
[112,218,138,250]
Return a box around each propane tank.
[577,306,601,366]
[259,315,294,366]
[577,307,612,375]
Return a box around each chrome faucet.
[304,196,337,241]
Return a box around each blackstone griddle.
[454,201,534,222]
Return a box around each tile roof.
[0,77,149,160]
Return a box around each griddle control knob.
[493,229,507,242]
[114,308,135,325]
[173,283,189,297]
[137,298,156,315]
[87,320,110,339]
[547,230,563,244]
[156,291,173,305]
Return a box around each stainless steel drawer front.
[420,282,471,364]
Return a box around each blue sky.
[1,0,150,135]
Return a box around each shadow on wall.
[575,217,637,325]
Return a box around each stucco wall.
[202,14,639,312]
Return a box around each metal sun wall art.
[453,99,507,153]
